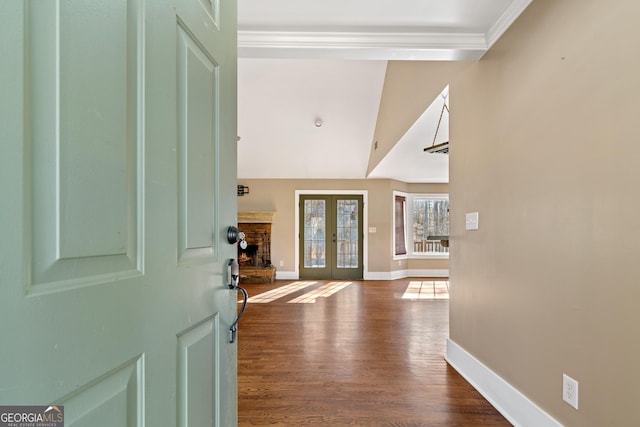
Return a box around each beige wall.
[367,61,468,175]
[235,1,640,423]
[378,0,640,425]
[236,179,448,276]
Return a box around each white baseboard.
[363,271,392,280]
[365,269,449,280]
[275,270,297,280]
[445,339,563,427]
[277,270,450,281]
[390,269,406,280]
[407,269,449,278]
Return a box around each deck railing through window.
[414,240,449,253]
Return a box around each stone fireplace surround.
[237,211,276,283]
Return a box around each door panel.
[60,356,144,427]
[28,0,141,293]
[177,23,217,262]
[177,317,218,427]
[300,195,363,280]
[57,0,132,260]
[0,1,237,426]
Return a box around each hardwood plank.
[238,279,511,426]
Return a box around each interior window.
[412,196,449,255]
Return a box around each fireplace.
[238,244,259,267]
[237,211,276,283]
[237,227,272,268]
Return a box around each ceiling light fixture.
[314,118,323,128]
[424,93,449,154]
[424,141,449,154]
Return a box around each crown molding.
[238,30,488,60]
[238,1,534,61]
[486,0,534,49]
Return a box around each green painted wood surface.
[299,195,364,280]
[0,0,238,425]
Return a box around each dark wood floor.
[237,279,511,426]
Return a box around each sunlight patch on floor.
[288,281,353,304]
[246,281,318,303]
[402,281,449,300]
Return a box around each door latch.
[227,258,248,343]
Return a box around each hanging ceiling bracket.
[424,99,449,154]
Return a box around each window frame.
[393,191,449,260]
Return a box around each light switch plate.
[466,212,479,230]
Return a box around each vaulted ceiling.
[237,0,532,183]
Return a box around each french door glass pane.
[304,200,326,268]
[336,199,358,268]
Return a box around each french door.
[299,195,363,280]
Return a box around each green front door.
[0,0,238,425]
[299,195,364,280]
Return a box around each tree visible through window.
[413,197,449,254]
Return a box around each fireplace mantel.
[238,211,276,223]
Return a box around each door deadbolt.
[226,226,247,248]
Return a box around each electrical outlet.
[563,374,579,409]
[279,260,284,267]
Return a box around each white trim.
[410,254,449,260]
[274,269,449,281]
[407,269,449,278]
[275,270,298,280]
[485,0,534,51]
[390,269,406,280]
[238,30,487,60]
[237,2,533,61]
[445,339,563,427]
[363,271,392,281]
[364,269,449,281]
[294,190,369,279]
